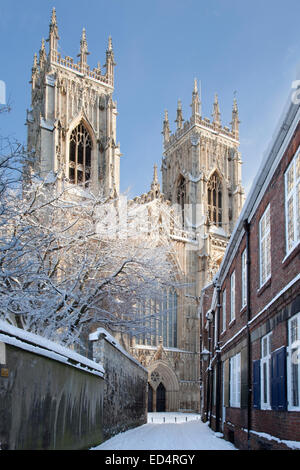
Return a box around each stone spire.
[80,28,88,55]
[191,78,201,117]
[175,99,184,129]
[32,52,38,73]
[105,35,115,84]
[231,96,240,139]
[50,6,56,23]
[48,7,59,60]
[108,35,113,52]
[162,109,171,143]
[31,53,38,90]
[151,163,160,193]
[212,93,221,126]
[39,38,47,70]
[78,27,90,72]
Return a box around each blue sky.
[0,0,300,198]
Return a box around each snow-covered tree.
[0,137,179,347]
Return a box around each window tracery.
[177,176,186,228]
[207,172,222,226]
[69,122,92,185]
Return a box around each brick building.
[200,86,300,450]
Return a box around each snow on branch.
[0,159,181,347]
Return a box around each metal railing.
[147,413,201,424]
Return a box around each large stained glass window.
[136,290,178,348]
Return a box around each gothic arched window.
[207,172,222,226]
[69,122,92,185]
[177,176,186,228]
[135,290,178,348]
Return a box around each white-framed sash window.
[285,149,300,254]
[230,352,241,408]
[261,332,272,409]
[222,289,226,333]
[259,204,271,287]
[230,271,235,322]
[241,249,247,309]
[287,312,300,411]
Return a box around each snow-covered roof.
[209,225,226,237]
[0,320,105,378]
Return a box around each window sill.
[257,277,271,297]
[282,242,300,268]
[240,305,247,315]
[228,319,236,328]
[260,405,272,411]
[287,406,300,412]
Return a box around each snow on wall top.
[89,327,148,372]
[0,320,105,378]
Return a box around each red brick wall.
[219,238,248,353]
[201,119,300,450]
[220,122,300,352]
[249,121,300,321]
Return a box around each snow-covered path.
[91,413,237,450]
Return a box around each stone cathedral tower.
[162,80,244,289]
[26,8,121,197]
[130,83,244,414]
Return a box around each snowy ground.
[91,413,237,450]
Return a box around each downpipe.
[214,283,222,433]
[243,218,252,449]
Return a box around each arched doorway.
[156,383,166,412]
[148,361,179,411]
[148,384,153,412]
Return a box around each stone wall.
[90,328,148,440]
[0,321,104,450]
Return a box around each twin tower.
[27,8,244,249]
[27,8,120,198]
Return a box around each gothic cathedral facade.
[27,8,121,198]
[26,9,244,413]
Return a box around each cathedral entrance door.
[156,383,166,412]
[148,384,153,412]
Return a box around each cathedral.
[26,9,244,413]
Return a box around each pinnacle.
[51,7,57,25]
[108,35,113,51]
[153,164,158,182]
[33,52,38,68]
[212,93,221,124]
[151,163,160,193]
[49,6,59,44]
[193,78,198,93]
[79,27,89,58]
[233,96,238,112]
